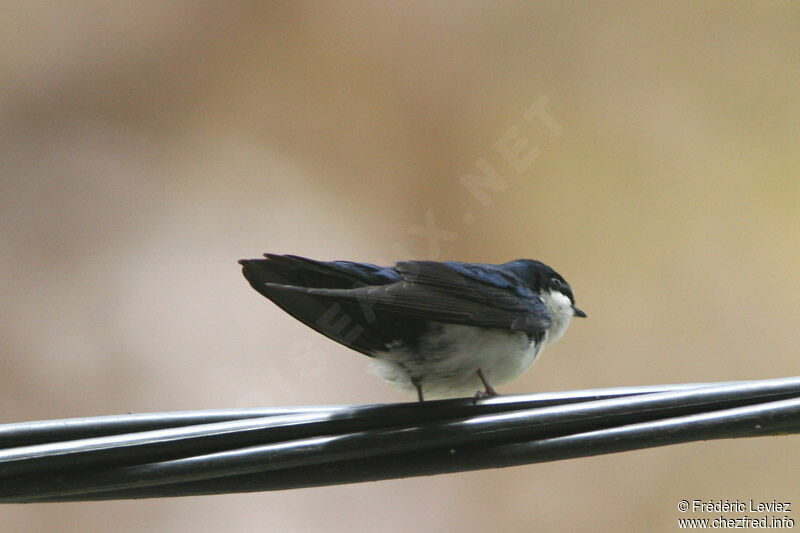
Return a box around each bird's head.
[505,259,587,319]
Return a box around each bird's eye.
[550,278,563,289]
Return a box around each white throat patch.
[539,289,574,345]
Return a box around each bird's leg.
[476,369,498,396]
[411,377,424,402]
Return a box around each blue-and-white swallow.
[239,254,586,401]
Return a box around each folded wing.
[240,256,551,357]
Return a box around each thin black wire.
[1,377,799,502]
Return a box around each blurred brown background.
[2,2,799,531]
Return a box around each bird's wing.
[287,260,551,334]
[240,257,551,357]
[240,254,400,289]
[241,256,414,356]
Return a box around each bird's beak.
[572,305,587,318]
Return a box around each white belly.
[369,323,545,399]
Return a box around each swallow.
[239,254,585,401]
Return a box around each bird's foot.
[471,388,498,404]
[411,377,424,402]
[472,368,499,404]
[476,369,498,397]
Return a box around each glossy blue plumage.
[240,254,585,400]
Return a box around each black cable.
[1,377,798,502]
[0,380,737,450]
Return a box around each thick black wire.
[0,381,732,478]
[0,382,720,447]
[1,377,799,502]
[37,396,798,502]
